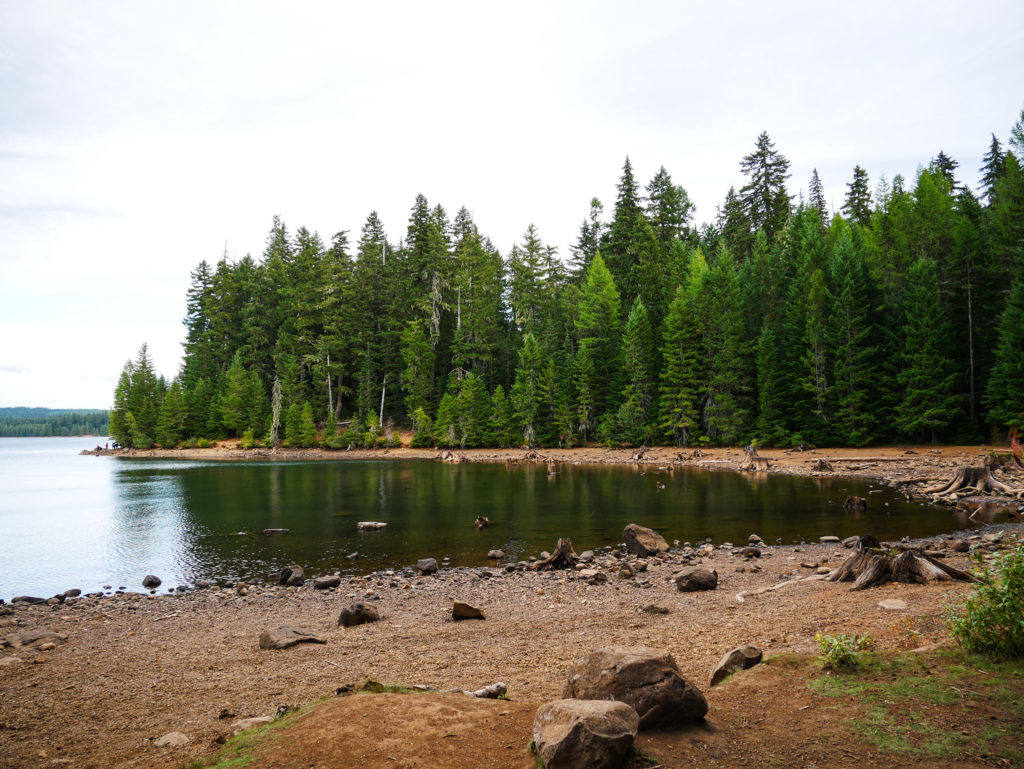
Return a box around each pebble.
[878,599,907,610]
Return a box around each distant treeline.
[110,112,1024,450]
[0,408,110,438]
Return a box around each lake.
[0,436,989,600]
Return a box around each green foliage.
[814,632,875,670]
[238,428,259,449]
[155,381,186,447]
[409,407,433,448]
[947,546,1024,659]
[984,250,1024,430]
[0,408,109,438]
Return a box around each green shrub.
[238,428,259,449]
[815,632,875,670]
[947,545,1024,659]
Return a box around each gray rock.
[263,528,289,536]
[486,549,504,560]
[2,630,67,649]
[416,558,439,575]
[279,565,305,586]
[951,539,970,553]
[622,524,669,557]
[675,567,718,592]
[154,731,190,747]
[10,596,46,605]
[748,534,764,545]
[533,699,638,769]
[258,625,326,650]
[878,598,907,610]
[819,535,841,544]
[842,535,861,548]
[640,604,669,615]
[338,603,379,627]
[578,550,595,563]
[452,601,485,620]
[0,656,23,666]
[709,645,763,686]
[313,575,342,590]
[563,645,708,729]
[60,589,82,599]
[142,575,162,589]
[230,716,274,734]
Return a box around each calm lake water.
[0,436,995,600]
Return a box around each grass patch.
[808,648,1024,762]
[179,702,316,769]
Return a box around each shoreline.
[2,521,1020,769]
[84,442,1024,506]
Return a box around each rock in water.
[154,731,189,747]
[258,626,326,650]
[709,645,763,686]
[279,565,305,586]
[337,603,379,627]
[452,601,485,620]
[142,575,162,589]
[675,567,718,592]
[313,575,342,590]
[622,524,669,557]
[563,645,708,729]
[416,557,439,575]
[262,528,289,536]
[486,549,505,560]
[533,699,639,769]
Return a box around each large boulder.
[279,565,305,586]
[622,524,669,557]
[563,646,708,729]
[416,557,439,575]
[709,645,763,686]
[675,567,718,592]
[338,603,379,627]
[258,625,326,650]
[533,699,638,769]
[142,575,162,589]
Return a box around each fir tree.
[433,391,459,447]
[984,249,1024,431]
[658,267,705,445]
[155,381,186,447]
[933,150,960,190]
[574,253,622,418]
[842,166,872,227]
[896,257,962,441]
[738,132,791,245]
[979,134,1005,203]
[511,333,550,446]
[808,168,829,227]
[617,297,656,443]
[569,198,604,279]
[488,385,516,448]
[297,401,318,447]
[702,246,750,443]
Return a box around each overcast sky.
[1,0,1022,409]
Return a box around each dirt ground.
[2,523,1022,769]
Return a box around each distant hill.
[0,407,109,437]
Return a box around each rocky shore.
[1,521,1021,769]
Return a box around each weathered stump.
[531,538,578,570]
[923,466,1023,498]
[826,548,978,590]
[739,445,770,472]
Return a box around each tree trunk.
[922,466,1023,497]
[827,548,978,590]
[530,538,578,570]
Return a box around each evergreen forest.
[109,116,1024,451]
[0,408,110,438]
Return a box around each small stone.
[142,575,162,589]
[313,575,342,589]
[338,603,379,627]
[38,642,57,651]
[0,656,23,666]
[675,567,718,592]
[487,549,504,559]
[709,645,763,686]
[279,565,305,587]
[878,599,907,610]
[452,601,485,620]
[819,536,841,544]
[154,731,190,747]
[640,604,669,614]
[258,625,326,650]
[816,566,832,575]
[739,547,761,559]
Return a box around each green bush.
[947,545,1024,659]
[238,428,259,449]
[815,632,875,670]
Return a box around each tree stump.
[530,538,578,570]
[739,445,770,472]
[922,466,1023,498]
[826,548,978,590]
[812,458,833,471]
[630,445,648,462]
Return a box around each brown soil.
[85,443,1024,506]
[2,526,1021,769]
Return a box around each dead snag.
[811,458,833,471]
[827,548,978,590]
[922,466,1024,497]
[530,538,578,570]
[739,445,770,472]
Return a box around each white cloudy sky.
[1,0,1022,409]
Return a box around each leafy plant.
[814,632,875,670]
[238,429,259,449]
[947,545,1024,659]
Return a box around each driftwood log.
[739,445,770,472]
[827,548,978,590]
[530,538,578,570]
[922,466,1023,498]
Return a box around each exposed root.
[922,466,1023,498]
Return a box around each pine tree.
[896,257,961,441]
[155,381,186,447]
[222,353,250,436]
[433,391,459,447]
[511,333,550,446]
[808,168,829,228]
[754,325,788,445]
[574,253,622,418]
[658,266,705,445]
[800,267,832,443]
[573,346,597,442]
[827,228,879,445]
[400,320,434,419]
[297,401,318,447]
[702,246,750,443]
[718,186,752,258]
[458,373,492,447]
[617,297,656,443]
[569,198,604,278]
[933,150,960,190]
[110,362,134,447]
[488,385,516,448]
[738,132,792,246]
[284,402,302,447]
[979,134,1005,203]
[842,166,872,227]
[984,248,1024,431]
[645,166,694,251]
